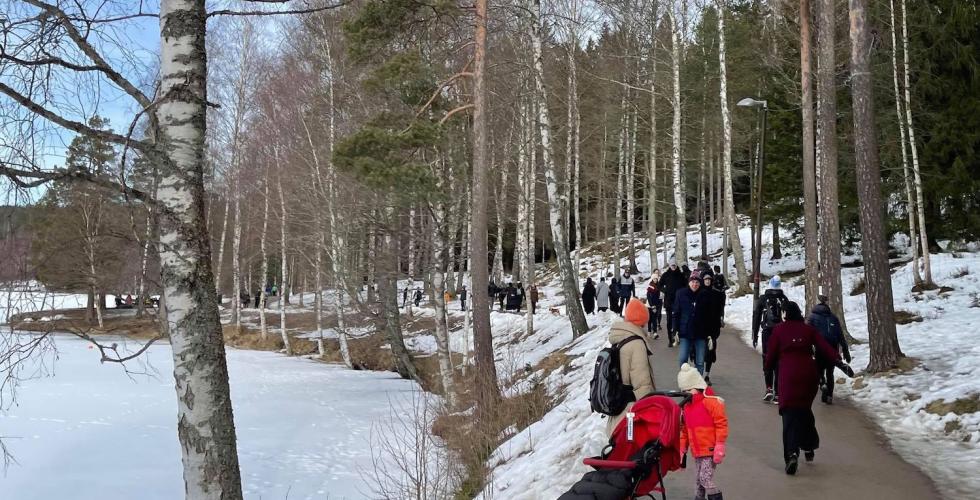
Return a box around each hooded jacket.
[807,303,851,363]
[679,387,729,458]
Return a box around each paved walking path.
[650,327,941,499]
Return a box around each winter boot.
[804,450,815,462]
[707,493,724,500]
[785,453,799,475]
[705,374,712,386]
[763,389,775,403]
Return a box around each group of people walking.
[488,281,538,314]
[592,261,857,499]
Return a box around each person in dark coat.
[459,286,468,311]
[660,258,686,347]
[402,287,410,308]
[499,284,509,310]
[505,283,520,311]
[528,285,539,314]
[608,277,622,315]
[673,272,709,374]
[806,289,851,404]
[700,274,725,385]
[240,290,250,309]
[765,301,854,475]
[681,264,692,281]
[618,271,636,311]
[488,282,498,310]
[254,290,262,308]
[413,288,423,307]
[712,265,729,326]
[645,277,662,339]
[517,282,526,312]
[752,276,789,402]
[581,278,597,314]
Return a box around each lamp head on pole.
[736,97,768,109]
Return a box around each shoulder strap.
[615,335,643,349]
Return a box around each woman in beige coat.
[606,298,657,435]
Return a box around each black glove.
[837,361,855,378]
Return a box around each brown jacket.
[605,321,656,435]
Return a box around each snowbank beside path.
[479,223,979,500]
[0,335,427,500]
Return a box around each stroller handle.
[583,458,636,469]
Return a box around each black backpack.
[761,296,784,331]
[589,335,644,416]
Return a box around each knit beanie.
[624,298,650,328]
[769,275,782,289]
[677,363,708,391]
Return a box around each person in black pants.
[459,286,468,311]
[659,258,686,347]
[645,277,662,340]
[806,289,851,404]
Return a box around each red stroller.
[559,391,691,500]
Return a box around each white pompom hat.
[677,363,707,391]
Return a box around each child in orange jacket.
[678,363,729,500]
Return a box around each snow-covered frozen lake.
[0,335,422,500]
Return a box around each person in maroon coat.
[764,301,854,475]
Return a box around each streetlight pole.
[737,97,768,301]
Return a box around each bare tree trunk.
[471,0,501,405]
[516,97,530,284]
[493,168,506,283]
[277,172,291,355]
[848,0,903,371]
[380,221,420,382]
[530,0,589,336]
[626,105,638,273]
[800,0,821,310]
[647,20,659,270]
[817,0,851,339]
[888,0,921,286]
[259,172,270,339]
[716,1,749,294]
[668,1,688,265]
[430,198,458,406]
[900,0,933,286]
[157,2,243,496]
[214,193,230,298]
[771,218,782,259]
[232,170,243,327]
[614,97,626,271]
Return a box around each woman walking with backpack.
[765,301,855,475]
[602,299,656,435]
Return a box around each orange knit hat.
[624,298,649,328]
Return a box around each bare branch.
[207,0,351,18]
[438,104,475,125]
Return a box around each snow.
[0,334,427,500]
[478,223,980,500]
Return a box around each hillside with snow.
[472,222,980,500]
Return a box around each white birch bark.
[259,174,269,339]
[214,192,230,296]
[716,2,749,293]
[516,97,530,284]
[900,0,932,285]
[530,0,588,336]
[615,98,626,270]
[232,170,243,327]
[668,1,688,264]
[277,171,291,355]
[889,0,921,285]
[648,21,659,269]
[626,104,638,272]
[156,2,243,496]
[430,198,458,406]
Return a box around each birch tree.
[888,0,922,287]
[900,0,934,287]
[716,1,749,294]
[529,0,589,337]
[668,0,688,264]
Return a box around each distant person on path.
[765,301,854,475]
[240,290,250,309]
[660,258,686,347]
[254,290,262,308]
[700,274,725,386]
[681,264,692,281]
[618,270,636,311]
[645,277,662,339]
[604,299,656,435]
[114,295,123,308]
[581,278,597,314]
[125,294,134,307]
[459,286,468,311]
[488,281,498,310]
[711,265,729,327]
[609,277,622,315]
[414,288,423,307]
[498,284,508,310]
[677,363,728,500]
[806,288,851,405]
[517,282,526,312]
[528,284,539,314]
[596,277,610,312]
[402,287,409,308]
[752,275,789,403]
[674,272,709,374]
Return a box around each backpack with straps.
[761,295,784,332]
[590,335,644,416]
